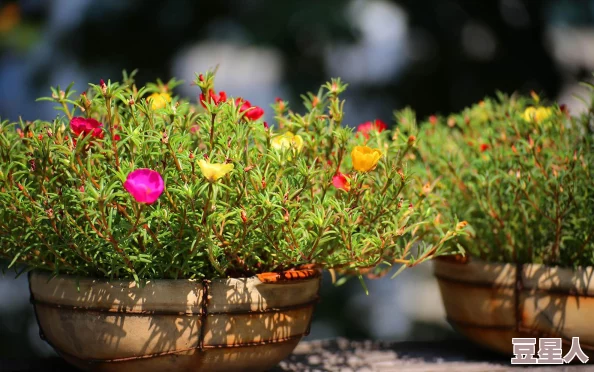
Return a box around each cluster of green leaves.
[413,89,594,267]
[0,70,464,280]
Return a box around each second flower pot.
[29,270,321,372]
[434,256,594,358]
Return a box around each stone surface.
[1,339,592,371]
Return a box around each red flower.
[199,89,227,108]
[480,143,489,152]
[236,98,264,120]
[357,119,387,139]
[332,172,351,192]
[560,104,569,115]
[70,117,104,139]
[429,115,438,125]
[275,97,285,111]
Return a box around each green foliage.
[0,70,463,280]
[413,89,594,267]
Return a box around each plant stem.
[105,97,120,170]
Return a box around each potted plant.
[0,70,463,371]
[414,88,594,359]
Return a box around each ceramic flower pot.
[28,270,321,372]
[434,256,594,357]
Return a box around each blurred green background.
[1,0,594,359]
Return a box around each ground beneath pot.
[273,338,593,371]
[1,339,591,371]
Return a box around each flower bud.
[100,79,107,94]
[456,221,468,230]
[447,116,456,128]
[407,135,416,146]
[241,209,247,224]
[312,96,319,107]
[421,182,431,196]
[331,82,339,93]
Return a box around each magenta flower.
[124,169,164,204]
[70,117,104,139]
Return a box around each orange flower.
[351,146,382,172]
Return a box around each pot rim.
[436,254,593,271]
[29,266,321,285]
[435,254,594,296]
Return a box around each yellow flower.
[271,132,304,152]
[351,145,382,172]
[198,160,234,182]
[148,92,172,110]
[523,106,552,124]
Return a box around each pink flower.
[200,89,227,108]
[124,169,164,204]
[70,117,104,139]
[357,119,387,139]
[190,125,200,134]
[236,98,264,120]
[332,172,351,191]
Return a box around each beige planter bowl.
[434,256,594,357]
[29,271,321,372]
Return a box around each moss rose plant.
[0,70,465,281]
[414,89,594,268]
